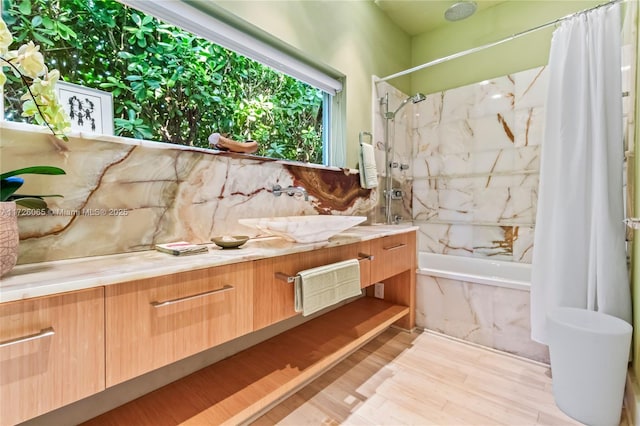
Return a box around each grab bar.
[275,254,373,283]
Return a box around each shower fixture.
[444,1,477,22]
[383,92,427,119]
[380,92,426,224]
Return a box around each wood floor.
[251,329,619,426]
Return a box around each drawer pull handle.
[151,285,234,308]
[358,253,374,261]
[383,243,406,251]
[0,327,55,348]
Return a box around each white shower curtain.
[530,2,631,344]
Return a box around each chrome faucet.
[272,184,309,201]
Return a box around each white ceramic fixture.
[238,216,366,243]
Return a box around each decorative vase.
[0,201,19,278]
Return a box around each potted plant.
[0,17,70,277]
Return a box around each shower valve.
[385,189,404,200]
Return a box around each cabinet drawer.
[253,242,371,330]
[0,288,105,425]
[254,250,329,330]
[326,242,373,289]
[370,232,415,283]
[105,263,253,386]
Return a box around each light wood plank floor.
[252,329,625,426]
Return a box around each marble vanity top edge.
[0,225,417,303]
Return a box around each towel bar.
[275,272,297,283]
[275,254,374,283]
[358,253,374,261]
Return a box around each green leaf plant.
[0,16,68,210]
[0,166,65,209]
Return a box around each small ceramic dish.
[211,235,249,249]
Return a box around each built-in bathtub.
[416,252,549,363]
[418,252,530,290]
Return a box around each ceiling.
[374,0,506,36]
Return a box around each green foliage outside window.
[2,0,324,163]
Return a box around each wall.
[210,0,412,169]
[1,122,376,264]
[410,0,606,95]
[412,66,545,262]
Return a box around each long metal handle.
[383,243,406,251]
[151,285,234,308]
[0,327,55,348]
[358,253,374,261]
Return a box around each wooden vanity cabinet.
[253,249,327,331]
[0,288,105,426]
[370,231,415,283]
[368,231,416,330]
[105,262,253,386]
[253,241,373,331]
[326,240,372,289]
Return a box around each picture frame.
[55,81,114,135]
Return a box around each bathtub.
[417,252,531,291]
[415,252,548,363]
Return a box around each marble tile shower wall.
[413,66,548,263]
[2,123,376,264]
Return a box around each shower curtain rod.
[376,0,625,82]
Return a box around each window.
[2,0,344,165]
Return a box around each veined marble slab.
[416,273,549,363]
[1,122,377,264]
[0,224,417,303]
[411,66,547,263]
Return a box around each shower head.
[390,92,427,117]
[444,1,477,22]
[411,93,426,103]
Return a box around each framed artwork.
[55,81,114,135]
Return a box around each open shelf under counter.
[82,297,408,426]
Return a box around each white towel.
[294,259,362,316]
[359,143,378,189]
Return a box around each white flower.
[0,18,12,56]
[1,18,69,138]
[16,41,46,78]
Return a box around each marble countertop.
[0,225,417,303]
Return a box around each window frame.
[119,0,346,167]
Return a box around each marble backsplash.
[1,122,377,264]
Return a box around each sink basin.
[238,216,366,243]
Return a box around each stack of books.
[155,241,208,256]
